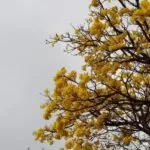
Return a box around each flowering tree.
[33,0,150,149]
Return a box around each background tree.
[33,0,150,149]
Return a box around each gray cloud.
[0,0,89,149]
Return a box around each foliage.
[33,0,150,149]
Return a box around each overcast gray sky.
[0,0,89,149]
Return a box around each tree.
[33,0,150,149]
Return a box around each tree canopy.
[33,0,150,149]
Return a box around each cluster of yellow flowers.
[89,18,105,36]
[34,0,150,149]
[90,0,99,7]
[33,128,53,144]
[119,8,134,16]
[113,133,133,145]
[131,0,150,22]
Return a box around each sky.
[0,0,89,150]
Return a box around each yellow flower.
[90,0,99,7]
[79,73,90,83]
[122,136,133,145]
[89,18,105,36]
[65,140,73,149]
[66,71,77,80]
[54,67,67,80]
[83,142,93,150]
[54,133,61,139]
[73,143,82,150]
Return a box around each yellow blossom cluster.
[113,133,134,145]
[89,18,105,36]
[34,0,150,149]
[90,0,99,7]
[132,0,150,22]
